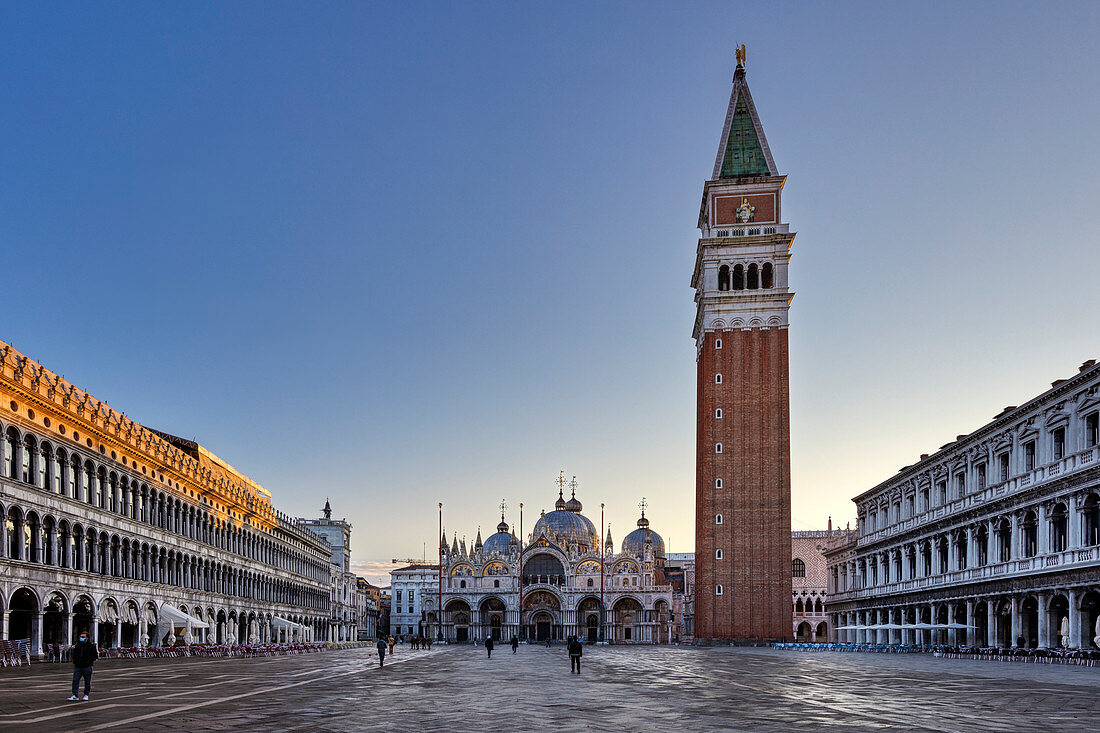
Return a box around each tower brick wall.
[695,328,792,640]
[691,59,794,643]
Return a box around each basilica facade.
[431,484,674,644]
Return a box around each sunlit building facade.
[0,341,333,656]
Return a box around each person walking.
[69,631,98,701]
[510,635,519,654]
[376,636,387,667]
[568,635,583,675]
[426,636,432,650]
[388,635,395,656]
[485,636,494,659]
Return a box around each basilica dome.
[532,490,599,550]
[482,518,517,555]
[621,513,665,559]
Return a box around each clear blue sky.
[2,2,1098,583]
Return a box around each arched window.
[5,427,19,479]
[732,265,745,290]
[1084,494,1100,546]
[22,434,36,485]
[715,408,723,419]
[715,443,723,453]
[715,549,723,560]
[714,338,722,349]
[747,263,759,289]
[715,478,723,489]
[1022,510,1038,557]
[795,598,804,613]
[1050,503,1068,552]
[715,374,722,384]
[762,262,774,288]
[792,558,806,577]
[718,265,730,291]
[715,584,723,596]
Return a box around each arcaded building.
[692,53,794,642]
[825,360,1100,649]
[0,341,333,655]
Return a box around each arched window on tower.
[792,558,806,578]
[732,265,745,290]
[762,262,774,288]
[747,263,759,289]
[718,265,730,291]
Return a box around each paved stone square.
[0,645,1098,731]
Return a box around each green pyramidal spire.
[720,94,770,177]
[713,63,777,180]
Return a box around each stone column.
[1038,593,1050,648]
[1,610,9,640]
[66,614,73,645]
[1010,596,1021,646]
[966,526,977,569]
[1037,503,1049,555]
[33,612,44,659]
[947,534,957,572]
[90,617,98,645]
[965,600,975,647]
[1067,588,1080,649]
[1068,497,1082,549]
[116,618,123,648]
[1009,514,1020,560]
[986,600,997,647]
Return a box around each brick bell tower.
[692,49,793,643]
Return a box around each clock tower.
[692,53,793,643]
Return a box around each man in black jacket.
[567,636,583,674]
[69,631,98,701]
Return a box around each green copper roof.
[719,94,770,178]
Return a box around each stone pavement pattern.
[1,645,1098,731]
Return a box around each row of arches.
[1,500,326,610]
[0,585,327,657]
[837,494,1100,593]
[834,588,1100,649]
[1,420,327,582]
[439,591,672,644]
[717,262,774,291]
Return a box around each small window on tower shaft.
[715,408,723,419]
[715,549,723,560]
[715,513,723,525]
[715,374,722,384]
[715,339,723,349]
[715,443,723,454]
[715,584,724,596]
[715,478,723,489]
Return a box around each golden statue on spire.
[735,44,746,67]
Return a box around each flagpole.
[600,502,605,643]
[438,502,443,641]
[518,502,524,641]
